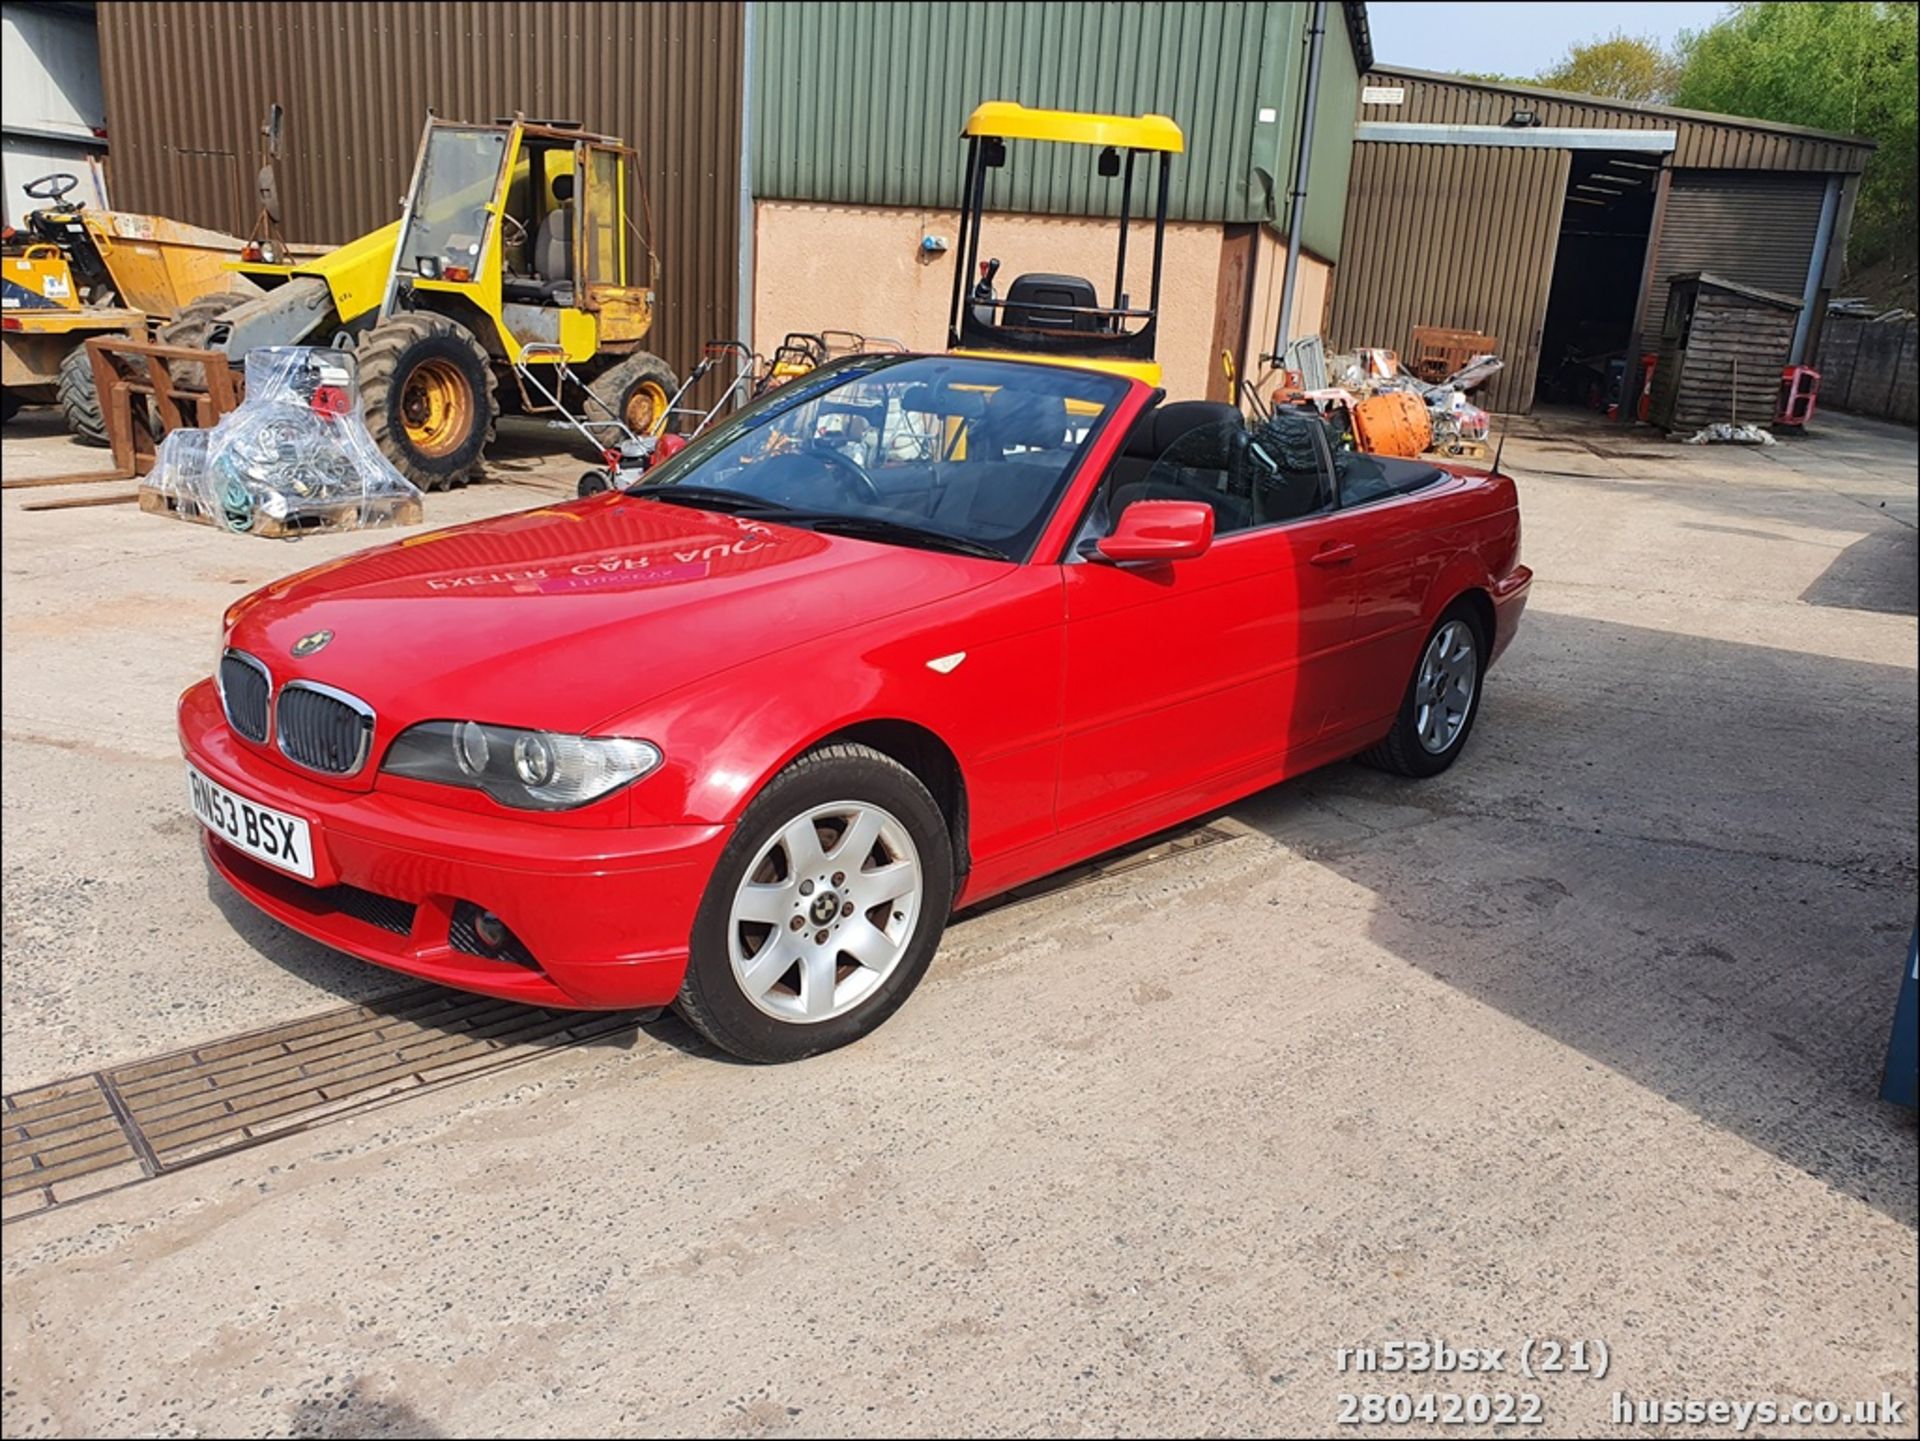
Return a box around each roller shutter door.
[1641,171,1826,335]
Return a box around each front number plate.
[186,763,315,880]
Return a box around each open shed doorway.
[1534,151,1661,411]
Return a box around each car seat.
[502,173,574,305]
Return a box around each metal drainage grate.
[0,1077,147,1214]
[3,988,648,1222]
[4,820,1239,1222]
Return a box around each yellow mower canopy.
[962,102,1184,155]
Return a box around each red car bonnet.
[224,493,1008,740]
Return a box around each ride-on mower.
[946,102,1183,387]
[162,114,678,490]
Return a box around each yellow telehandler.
[162,114,678,490]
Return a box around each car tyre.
[1359,600,1486,778]
[676,743,954,1063]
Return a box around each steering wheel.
[498,211,528,252]
[24,173,79,202]
[747,447,882,509]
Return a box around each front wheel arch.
[815,719,970,880]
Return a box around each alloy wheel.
[728,800,924,1023]
[1414,619,1477,754]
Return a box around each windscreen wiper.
[626,489,1010,561]
[789,514,1011,562]
[623,485,790,515]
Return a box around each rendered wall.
[754,199,1229,400]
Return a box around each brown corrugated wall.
[1361,68,1872,176]
[96,2,743,375]
[1326,142,1569,414]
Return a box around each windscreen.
[397,127,509,276]
[636,356,1126,562]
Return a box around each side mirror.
[1096,500,1214,564]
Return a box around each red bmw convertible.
[180,353,1530,1061]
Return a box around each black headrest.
[1005,272,1099,331]
[985,390,1067,450]
[901,384,985,419]
[552,173,575,202]
[1124,399,1244,459]
[1007,272,1097,303]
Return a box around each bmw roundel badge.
[291,629,334,658]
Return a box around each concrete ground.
[2,401,1915,1437]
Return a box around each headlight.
[382,721,661,810]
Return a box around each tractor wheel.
[357,313,497,491]
[157,293,236,390]
[56,345,109,447]
[588,351,679,440]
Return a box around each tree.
[1673,2,1918,269]
[1540,33,1680,103]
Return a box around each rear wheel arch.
[1454,585,1495,650]
[1418,554,1497,645]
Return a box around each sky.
[1366,2,1732,78]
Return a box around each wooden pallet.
[138,485,423,539]
[1410,326,1499,385]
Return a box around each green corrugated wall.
[1298,5,1357,258]
[752,1,1360,261]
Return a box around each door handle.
[1309,541,1358,567]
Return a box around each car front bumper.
[178,679,725,1009]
